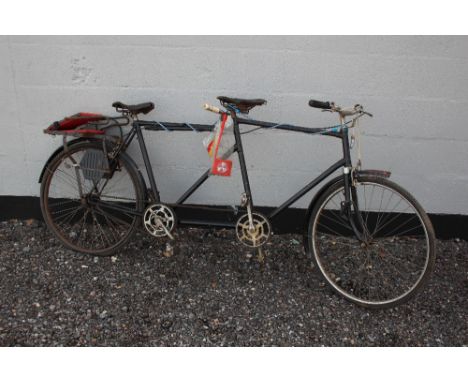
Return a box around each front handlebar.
[309,99,373,118]
[309,100,333,110]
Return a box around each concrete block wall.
[1,36,467,214]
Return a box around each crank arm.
[155,218,174,240]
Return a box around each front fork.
[340,125,368,242]
[341,168,368,242]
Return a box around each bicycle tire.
[40,141,145,256]
[306,175,436,309]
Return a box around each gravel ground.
[0,219,466,346]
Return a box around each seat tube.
[134,122,160,202]
[232,114,254,205]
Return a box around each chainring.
[143,204,176,238]
[236,212,271,248]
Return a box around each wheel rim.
[311,181,431,306]
[43,146,140,254]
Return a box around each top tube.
[235,116,350,137]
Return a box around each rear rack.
[44,115,130,137]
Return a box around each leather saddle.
[112,101,155,115]
[217,96,266,114]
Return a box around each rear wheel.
[307,175,436,308]
[40,141,145,256]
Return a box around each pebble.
[163,243,174,258]
[0,219,466,346]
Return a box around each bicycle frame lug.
[340,200,350,218]
[240,193,248,207]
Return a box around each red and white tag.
[211,114,233,176]
[212,158,232,177]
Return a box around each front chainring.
[143,204,176,238]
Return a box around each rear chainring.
[236,212,271,247]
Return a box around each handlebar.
[203,104,222,114]
[309,100,332,110]
[309,99,373,118]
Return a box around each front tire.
[306,175,436,308]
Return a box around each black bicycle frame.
[111,111,356,230]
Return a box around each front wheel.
[306,175,436,308]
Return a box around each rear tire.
[40,141,145,256]
[306,175,436,309]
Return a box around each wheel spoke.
[42,143,141,255]
[310,179,433,307]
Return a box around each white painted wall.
[1,36,467,214]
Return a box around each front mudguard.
[355,169,391,180]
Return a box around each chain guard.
[143,204,176,238]
[236,212,271,248]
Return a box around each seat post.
[134,121,160,203]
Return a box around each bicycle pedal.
[256,247,266,263]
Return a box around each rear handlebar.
[203,104,222,114]
[309,100,333,110]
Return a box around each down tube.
[268,158,346,219]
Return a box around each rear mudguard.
[38,138,90,183]
[38,138,147,201]
[302,169,391,255]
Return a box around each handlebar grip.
[309,100,332,110]
[204,104,221,114]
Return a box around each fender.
[356,169,391,180]
[38,140,148,201]
[38,138,93,183]
[302,169,391,254]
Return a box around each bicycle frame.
[110,110,359,232]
